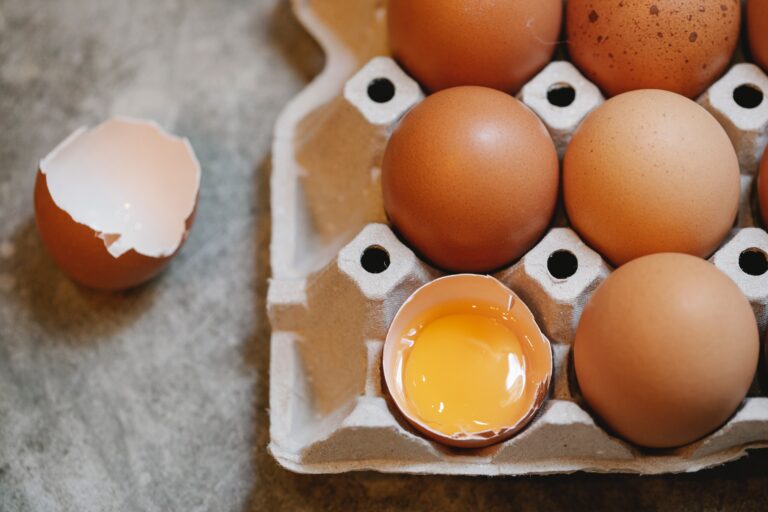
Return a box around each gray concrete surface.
[0,1,766,511]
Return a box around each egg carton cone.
[268,0,768,475]
[698,63,768,175]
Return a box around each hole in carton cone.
[547,250,579,279]
[367,78,396,103]
[732,84,764,109]
[739,248,768,276]
[547,83,576,107]
[361,245,390,274]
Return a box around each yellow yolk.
[403,312,528,436]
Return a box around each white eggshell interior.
[39,118,201,258]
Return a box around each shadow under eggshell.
[34,171,196,290]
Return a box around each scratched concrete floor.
[0,1,766,511]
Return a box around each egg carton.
[268,0,768,475]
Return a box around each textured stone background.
[0,1,766,511]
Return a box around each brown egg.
[759,146,768,227]
[564,89,739,266]
[575,253,759,449]
[34,119,200,290]
[567,0,740,98]
[748,0,768,72]
[382,86,559,273]
[388,0,562,93]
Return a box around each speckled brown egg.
[575,253,759,449]
[382,86,559,273]
[567,0,740,98]
[388,0,563,93]
[759,146,768,227]
[564,89,739,266]
[748,0,768,72]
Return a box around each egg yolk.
[402,311,530,437]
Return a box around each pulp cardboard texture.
[268,0,768,475]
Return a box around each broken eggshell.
[382,274,553,448]
[34,118,200,290]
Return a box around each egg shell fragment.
[35,118,200,290]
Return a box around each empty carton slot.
[739,248,768,276]
[547,249,579,279]
[732,84,764,109]
[367,78,396,103]
[547,83,577,107]
[360,245,391,274]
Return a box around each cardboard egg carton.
[268,0,768,475]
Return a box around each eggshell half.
[383,274,553,448]
[574,253,759,449]
[34,118,200,290]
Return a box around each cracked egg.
[383,274,553,448]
